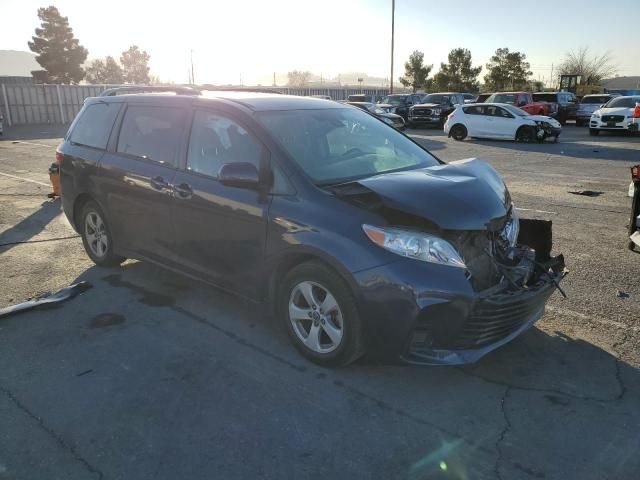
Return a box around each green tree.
[484,48,532,91]
[85,56,124,84]
[399,50,433,92]
[28,6,88,84]
[433,48,481,92]
[120,46,150,84]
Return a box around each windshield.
[581,95,611,104]
[488,94,517,104]
[604,96,640,108]
[502,104,530,117]
[422,94,451,104]
[380,95,407,105]
[257,107,439,185]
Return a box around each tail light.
[632,165,640,181]
[55,150,64,165]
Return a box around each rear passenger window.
[117,106,186,165]
[187,110,262,178]
[463,106,483,115]
[70,103,120,149]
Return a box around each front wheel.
[80,201,125,267]
[516,126,536,143]
[589,128,599,136]
[450,124,467,141]
[281,262,363,367]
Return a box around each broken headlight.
[502,207,520,247]
[362,224,466,268]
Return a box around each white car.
[589,95,640,135]
[444,103,562,142]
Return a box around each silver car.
[576,94,617,126]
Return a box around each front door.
[170,108,269,298]
[99,104,187,263]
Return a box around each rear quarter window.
[70,102,120,149]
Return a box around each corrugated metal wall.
[0,84,396,126]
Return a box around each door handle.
[172,183,193,199]
[150,176,171,191]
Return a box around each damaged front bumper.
[352,219,566,366]
[404,259,565,365]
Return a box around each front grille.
[602,115,624,123]
[412,108,432,116]
[454,283,555,349]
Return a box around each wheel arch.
[71,192,109,232]
[266,248,360,315]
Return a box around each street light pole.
[190,49,195,85]
[390,0,395,94]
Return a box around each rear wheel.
[280,261,363,367]
[450,124,467,141]
[589,128,600,136]
[516,126,535,143]
[80,201,125,267]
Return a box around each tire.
[80,201,125,267]
[450,124,467,141]
[589,128,599,136]
[280,261,363,367]
[516,126,535,143]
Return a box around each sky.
[1,0,639,85]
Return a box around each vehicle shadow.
[0,199,67,253]
[58,259,640,479]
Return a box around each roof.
[91,91,346,112]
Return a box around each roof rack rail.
[100,85,201,96]
[197,85,283,95]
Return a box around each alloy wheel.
[288,281,344,353]
[85,211,108,258]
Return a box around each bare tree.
[287,70,312,87]
[557,47,617,84]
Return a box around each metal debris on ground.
[568,190,604,197]
[616,290,630,299]
[0,281,92,318]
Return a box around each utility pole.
[273,72,276,86]
[190,49,195,85]
[390,0,395,94]
[550,63,554,89]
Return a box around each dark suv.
[408,92,465,128]
[532,92,578,124]
[59,89,564,367]
[376,93,423,121]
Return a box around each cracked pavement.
[1,125,640,479]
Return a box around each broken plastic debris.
[568,190,603,197]
[616,290,630,299]
[0,281,92,318]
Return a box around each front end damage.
[405,216,565,365]
[332,158,566,365]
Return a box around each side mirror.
[218,162,260,189]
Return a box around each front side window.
[117,106,186,165]
[257,107,439,185]
[187,110,262,178]
[70,102,120,149]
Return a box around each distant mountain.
[0,50,39,76]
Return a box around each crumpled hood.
[527,115,561,126]
[357,158,511,230]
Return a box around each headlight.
[432,108,441,115]
[503,208,519,247]
[362,224,466,268]
[592,112,601,118]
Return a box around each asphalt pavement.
[1,123,639,480]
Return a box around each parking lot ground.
[1,124,640,480]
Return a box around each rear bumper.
[353,254,565,365]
